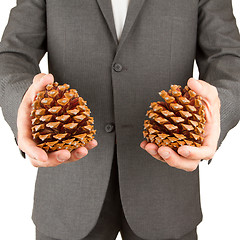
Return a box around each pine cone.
[143,85,206,151]
[31,82,96,152]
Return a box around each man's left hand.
[140,78,221,172]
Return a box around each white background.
[0,1,240,239]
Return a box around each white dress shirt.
[111,0,131,40]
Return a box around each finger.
[32,73,46,84]
[21,73,52,104]
[33,73,54,89]
[84,139,98,150]
[65,147,88,163]
[140,140,148,149]
[28,156,42,168]
[65,140,97,163]
[187,78,218,104]
[18,137,48,162]
[31,73,54,102]
[145,143,165,161]
[28,149,71,167]
[46,149,71,165]
[28,155,51,168]
[158,146,200,172]
[26,154,38,167]
[177,145,215,161]
[32,141,96,166]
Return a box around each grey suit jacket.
[0,0,240,239]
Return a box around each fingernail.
[76,153,82,159]
[160,151,170,159]
[149,150,157,155]
[57,155,68,162]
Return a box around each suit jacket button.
[105,123,115,133]
[113,63,123,72]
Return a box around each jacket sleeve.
[0,0,47,142]
[196,0,240,161]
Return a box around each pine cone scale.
[31,82,96,152]
[143,84,206,151]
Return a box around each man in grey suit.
[0,0,240,239]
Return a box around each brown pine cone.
[143,85,206,151]
[31,82,96,152]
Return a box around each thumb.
[187,78,219,106]
[187,78,216,102]
[31,73,54,101]
[187,78,204,95]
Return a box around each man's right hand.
[17,73,98,167]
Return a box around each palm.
[17,73,98,168]
[140,78,220,172]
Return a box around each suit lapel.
[96,0,146,51]
[116,0,146,53]
[96,0,118,45]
